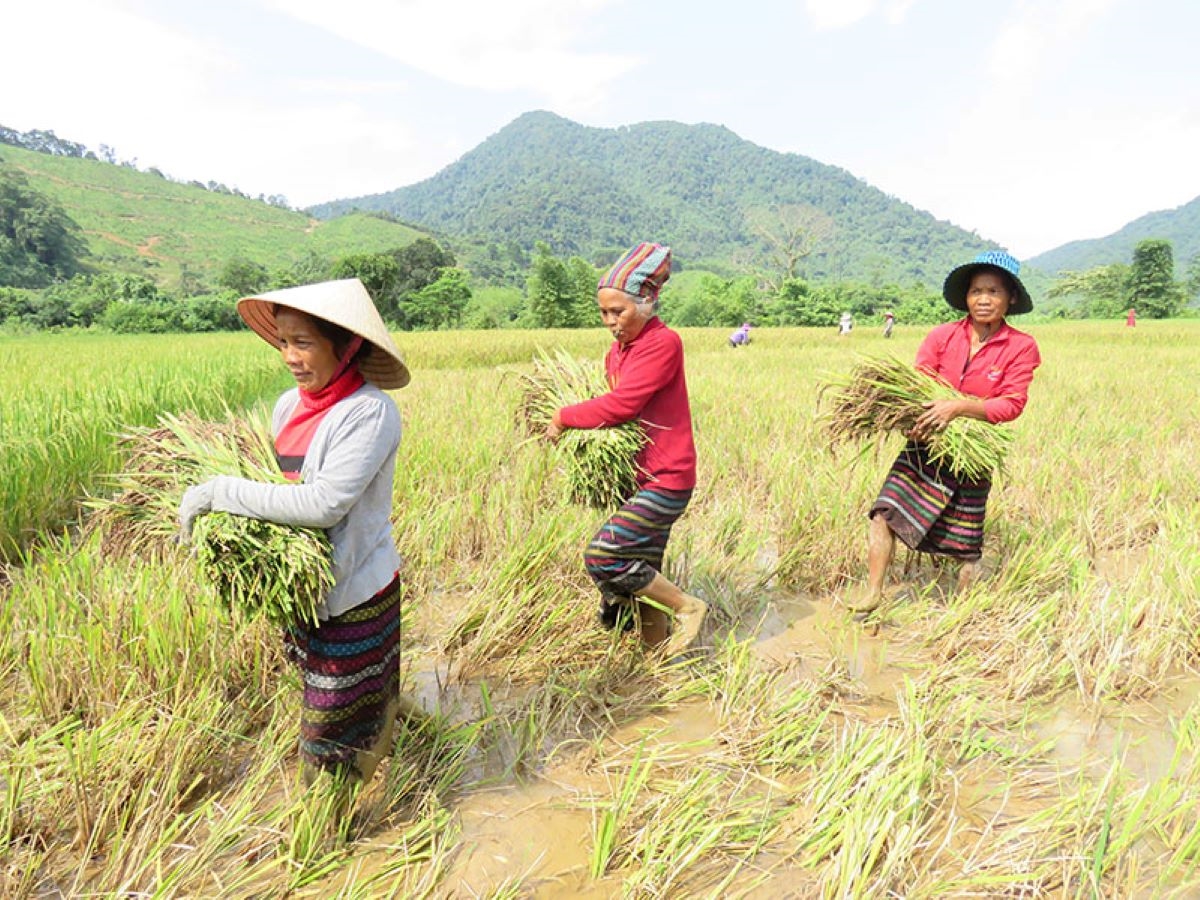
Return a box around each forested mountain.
[309,111,998,287]
[1028,194,1200,277]
[0,141,426,292]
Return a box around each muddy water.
[748,594,915,700]
[365,593,1200,897]
[447,778,610,898]
[1033,675,1200,782]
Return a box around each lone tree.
[745,203,835,293]
[1047,263,1131,318]
[1129,238,1184,319]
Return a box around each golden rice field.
[2,321,1199,898]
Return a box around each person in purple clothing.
[729,323,752,348]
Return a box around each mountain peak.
[308,112,997,285]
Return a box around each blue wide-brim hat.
[942,250,1033,316]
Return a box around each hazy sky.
[5,0,1198,259]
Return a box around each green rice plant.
[0,331,286,561]
[87,410,331,627]
[516,348,646,508]
[599,765,788,897]
[819,354,1013,480]
[795,711,939,898]
[590,741,656,878]
[6,322,1200,895]
[690,635,836,770]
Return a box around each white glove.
[178,481,216,544]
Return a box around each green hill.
[1029,195,1200,277]
[310,110,1002,287]
[0,143,427,291]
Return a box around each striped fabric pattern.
[585,486,693,596]
[283,574,402,773]
[597,242,672,299]
[870,441,991,560]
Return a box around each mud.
[362,590,1200,897]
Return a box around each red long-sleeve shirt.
[558,317,697,490]
[916,317,1041,423]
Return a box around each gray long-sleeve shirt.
[207,383,402,619]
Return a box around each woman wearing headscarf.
[178,278,410,785]
[848,251,1041,612]
[547,242,707,656]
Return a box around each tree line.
[2,153,1198,334]
[1044,239,1199,319]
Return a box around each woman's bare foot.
[843,583,884,613]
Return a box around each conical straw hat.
[237,279,410,389]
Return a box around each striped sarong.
[283,574,402,774]
[585,486,693,619]
[870,441,991,561]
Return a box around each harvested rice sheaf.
[87,410,331,627]
[517,349,647,508]
[819,355,1013,480]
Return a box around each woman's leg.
[639,572,707,653]
[293,577,403,784]
[847,512,896,612]
[584,487,702,651]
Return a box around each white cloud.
[148,98,427,207]
[0,0,433,206]
[287,77,412,97]
[985,0,1119,101]
[884,0,917,25]
[862,100,1200,259]
[265,0,641,110]
[803,0,877,30]
[802,0,916,30]
[2,0,236,145]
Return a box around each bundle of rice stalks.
[87,410,331,627]
[819,355,1013,481]
[516,348,646,508]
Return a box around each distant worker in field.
[847,251,1041,613]
[1126,307,1137,327]
[839,311,853,336]
[178,278,411,790]
[882,309,895,339]
[729,322,752,347]
[546,242,706,656]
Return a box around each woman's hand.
[178,481,216,544]
[545,409,565,444]
[909,399,964,442]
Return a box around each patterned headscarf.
[597,242,672,300]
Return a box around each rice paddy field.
[2,321,1199,898]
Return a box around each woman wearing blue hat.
[847,251,1042,612]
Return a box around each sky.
[4,0,1199,260]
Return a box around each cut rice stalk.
[819,355,1013,480]
[86,409,331,627]
[516,348,647,508]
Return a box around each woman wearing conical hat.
[546,242,707,656]
[847,251,1041,613]
[178,278,410,785]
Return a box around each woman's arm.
[557,334,681,431]
[179,396,399,537]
